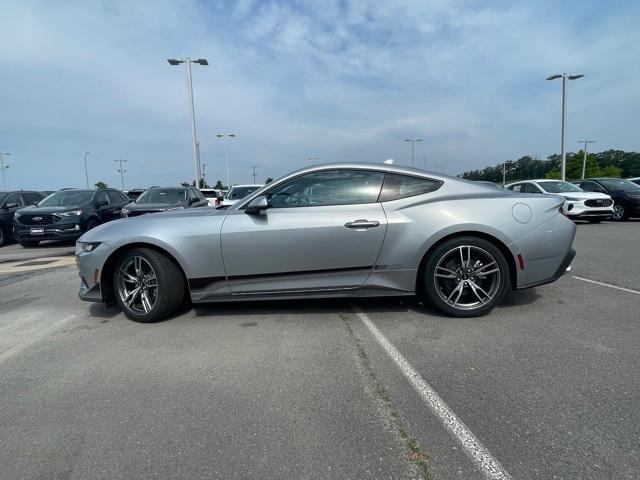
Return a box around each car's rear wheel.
[611,203,628,221]
[423,237,509,317]
[113,248,184,322]
[19,240,40,248]
[85,218,99,231]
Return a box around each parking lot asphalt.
[0,222,638,479]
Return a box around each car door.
[106,191,126,219]
[1,192,24,226]
[220,169,388,294]
[93,190,114,223]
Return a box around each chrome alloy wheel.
[116,256,159,314]
[612,204,625,221]
[433,245,501,310]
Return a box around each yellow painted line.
[0,256,77,274]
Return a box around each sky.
[1,0,639,190]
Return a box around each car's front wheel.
[423,237,509,317]
[113,248,185,322]
[611,203,628,221]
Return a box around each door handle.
[344,219,380,229]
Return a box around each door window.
[379,174,441,202]
[95,191,109,206]
[583,181,604,193]
[4,192,24,207]
[107,191,124,205]
[21,192,43,205]
[266,170,385,208]
[508,184,522,192]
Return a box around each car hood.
[79,206,226,244]
[17,204,85,214]
[552,191,610,200]
[126,202,184,210]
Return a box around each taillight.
[215,198,221,206]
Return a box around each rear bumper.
[518,248,576,289]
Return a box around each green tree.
[94,181,108,188]
[265,177,274,184]
[180,181,190,187]
[214,179,225,190]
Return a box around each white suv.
[219,184,264,207]
[506,179,614,223]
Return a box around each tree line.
[459,150,640,184]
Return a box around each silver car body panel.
[76,163,576,304]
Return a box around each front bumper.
[13,222,84,242]
[76,242,110,303]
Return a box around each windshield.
[598,179,640,191]
[539,181,583,193]
[136,188,186,204]
[38,190,94,206]
[227,186,260,200]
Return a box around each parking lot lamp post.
[83,152,90,188]
[404,139,422,168]
[216,134,235,188]
[578,139,595,180]
[0,152,9,190]
[167,58,208,187]
[546,73,584,181]
[114,159,127,191]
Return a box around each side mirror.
[5,202,18,209]
[244,195,269,215]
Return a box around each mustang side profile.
[76,163,577,322]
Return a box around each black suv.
[572,178,640,221]
[121,187,208,217]
[13,188,130,247]
[0,190,46,246]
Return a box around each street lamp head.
[416,139,423,142]
[167,58,182,65]
[567,74,584,80]
[216,134,224,138]
[195,59,209,65]
[546,74,563,80]
[228,134,235,138]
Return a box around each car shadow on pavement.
[89,302,122,319]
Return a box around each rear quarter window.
[378,173,442,202]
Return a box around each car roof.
[230,184,263,188]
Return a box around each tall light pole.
[216,134,235,187]
[404,138,422,167]
[114,159,127,190]
[251,165,258,184]
[202,162,207,185]
[167,57,208,188]
[0,152,10,190]
[83,151,90,188]
[546,73,584,181]
[503,160,512,186]
[578,139,595,180]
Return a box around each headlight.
[121,208,130,216]
[79,242,101,252]
[58,209,83,217]
[565,197,581,201]
[14,212,21,219]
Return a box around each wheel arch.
[416,230,517,294]
[100,242,190,304]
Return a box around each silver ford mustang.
[76,163,576,322]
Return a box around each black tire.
[19,240,40,248]
[113,248,185,323]
[422,236,510,318]
[85,218,99,231]
[0,226,7,247]
[587,219,603,224]
[612,203,629,221]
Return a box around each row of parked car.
[0,183,264,247]
[502,177,640,222]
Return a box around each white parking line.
[354,306,512,480]
[572,276,640,295]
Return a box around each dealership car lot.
[0,222,639,479]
